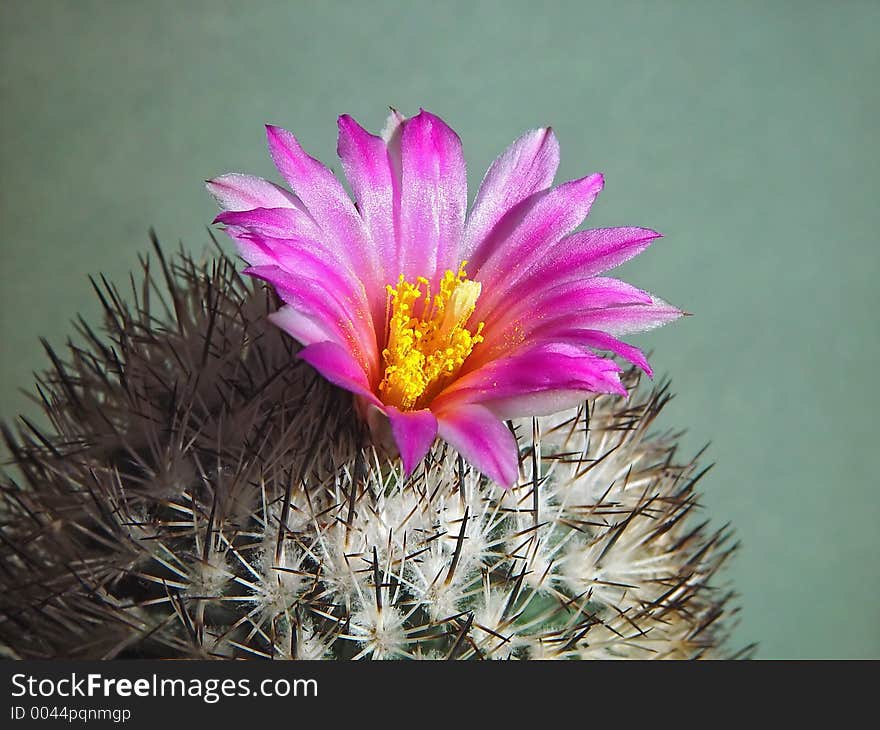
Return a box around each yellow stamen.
[379,263,484,410]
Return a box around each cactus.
[0,237,746,659]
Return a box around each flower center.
[379,264,484,411]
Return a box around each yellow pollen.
[379,263,484,410]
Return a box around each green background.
[1,1,877,658]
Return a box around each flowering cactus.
[0,244,744,659]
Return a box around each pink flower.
[208,109,681,487]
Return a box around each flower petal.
[549,329,653,377]
[214,206,321,240]
[463,127,559,262]
[476,277,654,363]
[385,406,438,476]
[479,391,594,420]
[206,173,303,212]
[471,173,605,315]
[435,404,518,488]
[233,230,368,305]
[265,125,382,314]
[565,295,684,337]
[435,342,626,418]
[479,296,683,358]
[337,114,399,276]
[298,341,381,407]
[246,264,378,376]
[547,227,662,278]
[486,295,682,355]
[398,110,467,285]
[495,227,662,311]
[268,305,344,348]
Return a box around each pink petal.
[398,110,467,285]
[233,231,368,305]
[476,277,654,362]
[434,342,626,418]
[265,125,382,313]
[297,341,381,407]
[337,115,399,275]
[226,228,366,297]
[486,296,681,355]
[435,404,519,488]
[497,227,662,308]
[268,305,344,348]
[214,206,321,240]
[385,406,438,476]
[243,249,367,312]
[463,127,559,262]
[223,229,279,268]
[245,264,378,376]
[478,390,595,420]
[471,173,605,316]
[206,173,303,212]
[565,295,684,337]
[549,227,662,277]
[546,328,653,377]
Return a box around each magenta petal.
[471,173,605,314]
[215,207,321,240]
[231,231,376,355]
[568,295,684,337]
[479,296,681,364]
[237,234,367,303]
[206,173,303,212]
[477,277,655,361]
[435,404,518,488]
[436,342,626,417]
[265,125,381,300]
[463,127,559,262]
[548,227,663,278]
[297,342,381,407]
[545,328,653,377]
[268,305,344,348]
[480,390,596,420]
[498,227,662,307]
[228,230,364,295]
[398,110,467,284]
[222,229,278,268]
[337,115,399,269]
[385,406,438,475]
[243,250,366,317]
[245,264,377,375]
[506,276,654,319]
